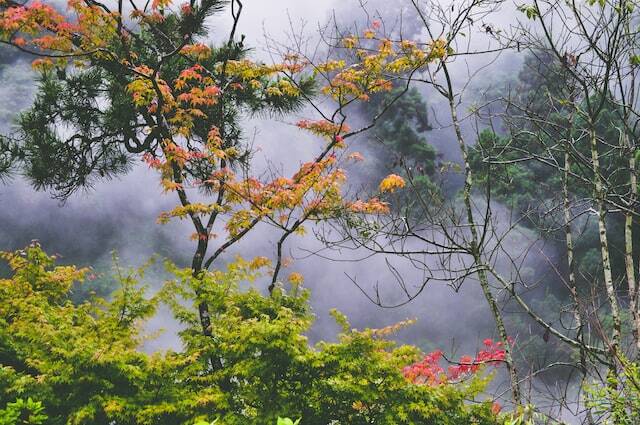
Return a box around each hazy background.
[0,0,531,361]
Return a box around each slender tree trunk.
[589,126,622,415]
[155,116,215,343]
[589,127,621,353]
[564,143,594,424]
[624,134,639,354]
[564,150,582,334]
[168,160,213,338]
[562,105,583,338]
[448,90,522,406]
[192,237,212,337]
[166,154,219,369]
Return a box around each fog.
[0,0,554,405]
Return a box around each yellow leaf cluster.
[379,174,406,193]
[288,272,304,285]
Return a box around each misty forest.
[4,0,640,424]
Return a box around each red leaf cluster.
[403,338,508,386]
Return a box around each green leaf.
[517,4,539,19]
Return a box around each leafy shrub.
[0,244,500,424]
[0,398,47,425]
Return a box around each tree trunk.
[589,126,621,421]
[448,90,522,406]
[624,135,639,354]
[564,144,594,424]
[192,237,212,337]
[589,127,621,356]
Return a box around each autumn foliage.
[403,339,508,385]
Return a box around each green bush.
[0,398,47,425]
[0,245,500,424]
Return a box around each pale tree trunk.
[623,132,639,354]
[589,126,621,389]
[564,150,582,336]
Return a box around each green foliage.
[586,0,606,7]
[0,398,47,425]
[471,52,633,216]
[469,130,540,214]
[365,87,438,197]
[366,87,433,165]
[585,357,640,424]
[516,4,539,20]
[0,55,33,180]
[0,243,159,425]
[17,69,134,198]
[0,135,14,179]
[469,52,635,288]
[500,404,542,425]
[0,245,501,425]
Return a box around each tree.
[388,0,640,421]
[302,3,640,420]
[0,243,503,424]
[313,0,525,406]
[0,0,407,347]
